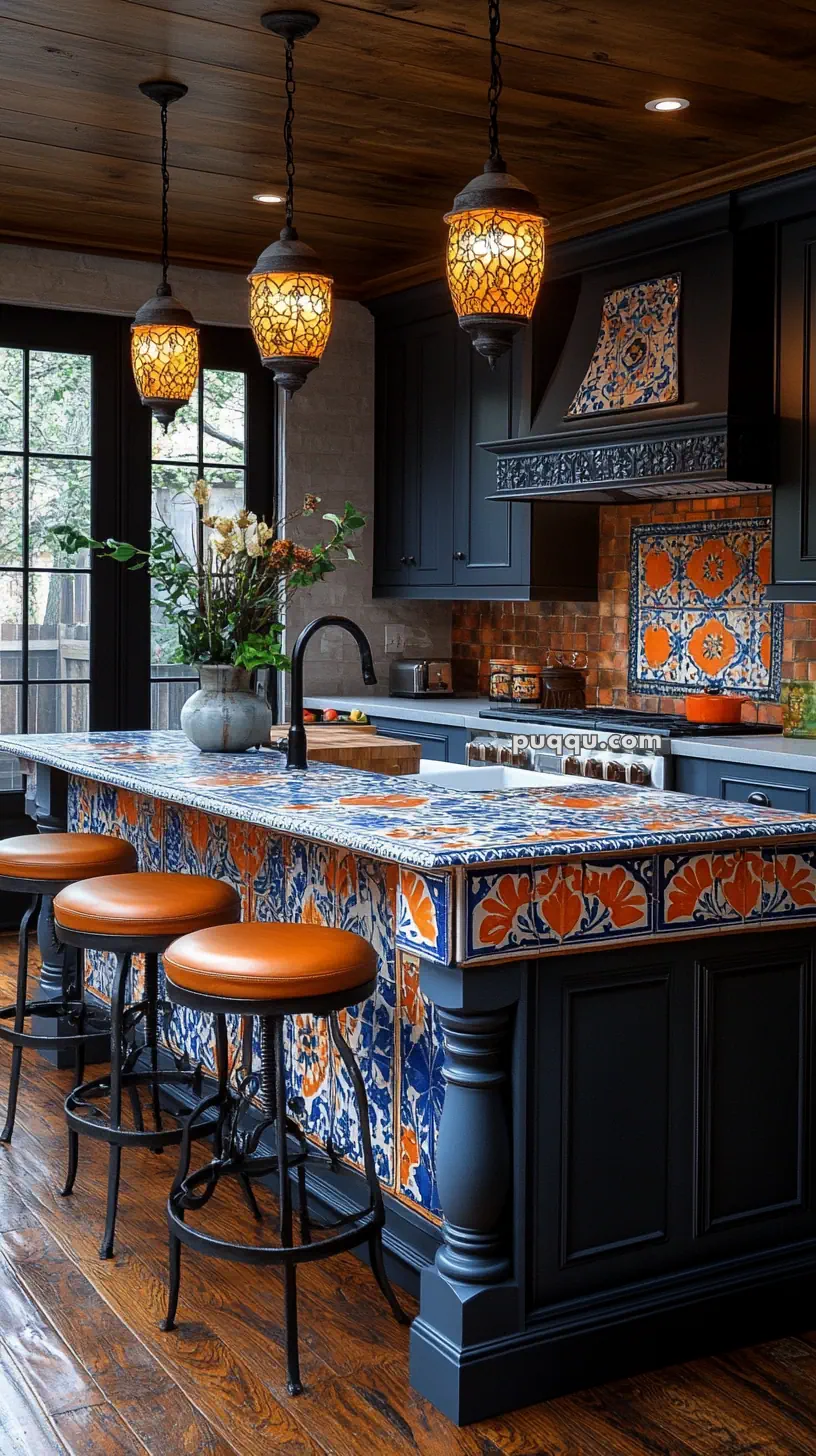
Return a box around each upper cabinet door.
[770,216,816,599]
[452,334,530,590]
[373,309,455,591]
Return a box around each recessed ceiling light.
[253,192,282,203]
[645,97,690,113]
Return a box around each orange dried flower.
[267,538,293,568]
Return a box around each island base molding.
[410,1239,816,1424]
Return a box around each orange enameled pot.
[684,690,747,724]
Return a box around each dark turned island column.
[27,762,109,1066]
[410,956,527,1425]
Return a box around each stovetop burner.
[478,705,782,738]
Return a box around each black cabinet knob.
[747,791,771,807]
[454,551,467,561]
[400,554,416,567]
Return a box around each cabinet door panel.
[453,335,530,589]
[373,310,455,590]
[772,217,816,592]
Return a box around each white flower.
[192,479,210,507]
[244,522,263,557]
[257,520,274,545]
[236,508,257,529]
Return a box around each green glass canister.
[781,680,816,737]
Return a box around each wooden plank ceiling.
[1,1,816,295]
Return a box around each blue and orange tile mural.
[568,273,681,416]
[629,518,783,701]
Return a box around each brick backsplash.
[451,493,812,727]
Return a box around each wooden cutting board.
[274,724,421,775]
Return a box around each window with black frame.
[0,309,278,786]
[150,366,250,730]
[0,346,94,790]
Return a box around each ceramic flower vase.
[180,665,273,752]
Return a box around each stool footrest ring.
[0,1000,92,1050]
[66,1069,210,1149]
[167,1159,382,1267]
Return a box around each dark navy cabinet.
[674,754,816,811]
[373,302,457,592]
[768,213,816,602]
[365,713,468,764]
[370,282,598,602]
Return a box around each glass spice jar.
[511,662,542,705]
[489,658,514,702]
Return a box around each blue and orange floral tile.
[395,868,452,964]
[629,519,783,701]
[397,951,443,1219]
[568,273,681,416]
[16,731,816,869]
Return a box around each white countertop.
[306,694,816,774]
[670,734,816,772]
[304,694,498,733]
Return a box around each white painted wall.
[0,242,452,698]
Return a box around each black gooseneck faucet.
[287,615,377,769]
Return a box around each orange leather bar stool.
[161,921,408,1396]
[53,871,241,1259]
[0,832,137,1154]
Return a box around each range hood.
[482,223,776,502]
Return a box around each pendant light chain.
[160,99,171,291]
[487,0,504,168]
[284,37,296,232]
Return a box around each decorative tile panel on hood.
[568,273,681,417]
[628,518,783,700]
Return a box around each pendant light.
[131,81,200,431]
[249,11,333,396]
[445,0,547,366]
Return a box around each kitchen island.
[4,730,816,1423]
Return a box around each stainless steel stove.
[470,706,781,790]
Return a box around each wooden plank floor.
[1,936,816,1454]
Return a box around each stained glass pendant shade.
[249,12,333,397]
[131,81,200,430]
[445,0,547,366]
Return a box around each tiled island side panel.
[464,843,816,961]
[68,778,445,1220]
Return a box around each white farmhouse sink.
[413,761,566,791]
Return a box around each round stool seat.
[164,922,377,1003]
[0,832,137,884]
[54,872,241,940]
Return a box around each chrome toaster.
[388,658,453,696]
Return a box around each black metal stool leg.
[212,1013,229,1161]
[329,1012,409,1326]
[0,894,40,1145]
[61,945,86,1197]
[270,1016,302,1396]
[145,953,163,1139]
[100,952,129,1260]
[162,1012,229,1333]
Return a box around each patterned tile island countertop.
[5,729,816,1423]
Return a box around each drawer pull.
[747,791,771,807]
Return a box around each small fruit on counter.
[349,708,368,723]
[303,709,317,723]
[323,708,339,722]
